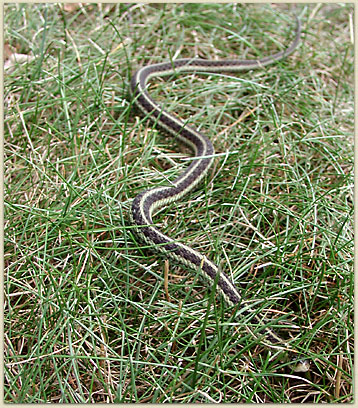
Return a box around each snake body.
[130,16,309,371]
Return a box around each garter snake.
[130,15,309,372]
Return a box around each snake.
[130,14,310,372]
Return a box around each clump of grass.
[4,3,353,403]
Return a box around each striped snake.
[130,15,309,372]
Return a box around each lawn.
[4,3,354,403]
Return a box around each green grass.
[4,3,354,403]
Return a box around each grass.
[4,3,354,403]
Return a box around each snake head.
[287,351,310,373]
[292,359,310,372]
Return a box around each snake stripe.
[130,15,309,371]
